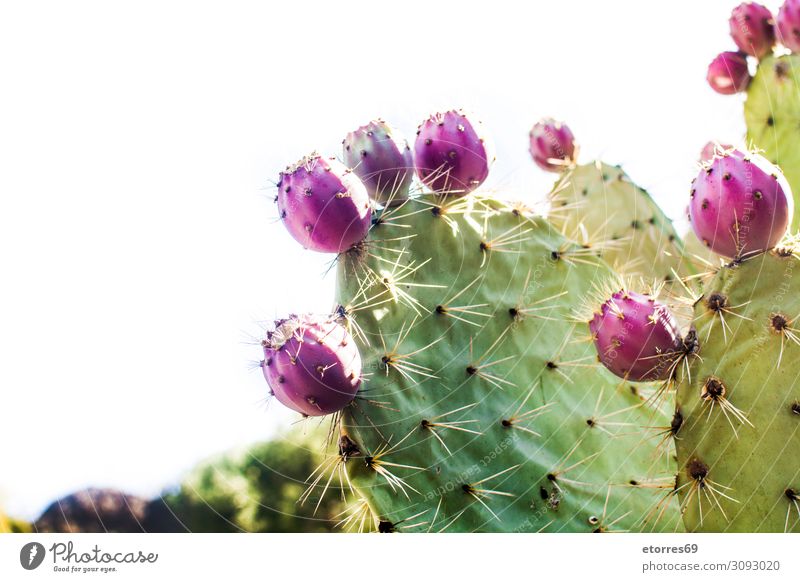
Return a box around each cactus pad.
[548,162,690,285]
[744,55,800,229]
[675,245,800,532]
[329,193,682,532]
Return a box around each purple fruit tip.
[276,154,371,254]
[699,141,735,163]
[590,290,683,382]
[706,51,751,95]
[414,109,493,196]
[778,0,800,53]
[689,149,792,259]
[343,119,414,205]
[529,118,577,173]
[262,314,362,417]
[730,2,776,59]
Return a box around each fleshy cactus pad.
[675,244,800,532]
[331,196,682,532]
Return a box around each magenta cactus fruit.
[414,110,492,196]
[706,51,751,95]
[342,120,414,205]
[729,2,776,58]
[276,155,371,254]
[778,0,800,53]
[528,118,577,172]
[590,290,683,382]
[261,314,362,416]
[688,149,792,259]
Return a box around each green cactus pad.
[675,246,800,532]
[548,162,690,285]
[745,55,800,229]
[330,193,683,532]
[683,229,720,270]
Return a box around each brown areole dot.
[706,293,728,312]
[701,376,726,401]
[687,458,709,481]
[770,313,788,332]
[670,409,684,435]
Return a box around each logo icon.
[20,542,46,570]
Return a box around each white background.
[0,0,750,518]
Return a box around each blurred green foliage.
[0,511,31,533]
[159,431,347,532]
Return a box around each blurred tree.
[34,488,149,532]
[24,430,345,533]
[0,510,31,533]
[158,433,347,532]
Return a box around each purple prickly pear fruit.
[261,314,362,416]
[342,120,414,206]
[590,290,683,382]
[414,110,492,196]
[730,2,776,58]
[276,154,371,254]
[706,51,751,95]
[778,0,800,53]
[699,141,734,163]
[689,149,792,258]
[528,118,577,172]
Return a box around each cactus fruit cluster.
[261,111,697,533]
[256,4,800,533]
[708,1,800,229]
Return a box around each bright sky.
[0,0,748,519]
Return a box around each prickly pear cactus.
[675,243,800,532]
[548,162,691,285]
[744,55,800,229]
[682,229,720,272]
[332,194,683,532]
